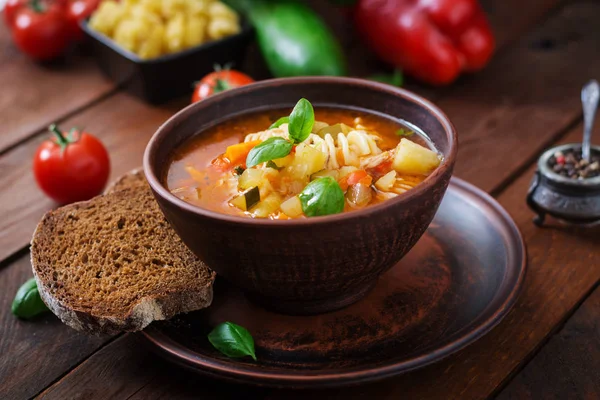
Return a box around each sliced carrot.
[211,155,231,171]
[338,176,349,191]
[371,160,393,176]
[358,175,373,186]
[346,170,368,186]
[224,140,261,165]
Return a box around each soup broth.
[166,105,441,219]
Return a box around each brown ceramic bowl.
[144,77,457,315]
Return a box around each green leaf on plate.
[12,278,49,319]
[208,322,257,360]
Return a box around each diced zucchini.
[280,196,303,217]
[317,123,352,138]
[229,186,261,211]
[312,121,329,133]
[375,170,397,191]
[239,168,264,190]
[252,193,282,218]
[392,139,441,175]
[310,169,339,181]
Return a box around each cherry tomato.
[11,0,70,61]
[3,0,25,27]
[33,124,110,204]
[192,68,254,103]
[65,0,100,41]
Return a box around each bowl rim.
[143,76,458,226]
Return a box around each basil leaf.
[269,116,289,129]
[299,177,345,217]
[246,137,293,167]
[12,278,49,319]
[208,322,257,360]
[288,98,314,144]
[369,69,403,87]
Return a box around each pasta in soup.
[166,98,442,219]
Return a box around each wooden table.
[1,1,599,399]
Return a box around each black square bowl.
[81,20,254,104]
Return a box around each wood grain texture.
[498,284,600,400]
[0,93,184,262]
[0,24,114,152]
[34,125,600,400]
[37,334,268,400]
[0,254,110,400]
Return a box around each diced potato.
[288,144,326,179]
[238,168,264,190]
[252,193,282,218]
[310,169,339,181]
[272,154,294,168]
[338,166,358,179]
[375,170,397,191]
[280,196,303,218]
[392,139,441,175]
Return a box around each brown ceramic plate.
[142,177,526,388]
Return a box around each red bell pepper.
[354,0,495,85]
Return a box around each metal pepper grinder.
[527,80,600,226]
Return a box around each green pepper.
[225,0,347,77]
[12,277,49,319]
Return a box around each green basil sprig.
[288,98,314,144]
[246,137,293,168]
[299,177,345,217]
[208,322,257,361]
[12,278,49,319]
[246,98,315,167]
[269,116,289,129]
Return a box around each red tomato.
[33,124,110,204]
[11,1,70,61]
[192,69,254,103]
[3,0,25,27]
[65,0,100,41]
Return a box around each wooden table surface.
[1,1,599,399]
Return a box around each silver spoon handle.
[581,80,599,161]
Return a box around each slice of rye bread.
[104,168,147,194]
[31,171,215,335]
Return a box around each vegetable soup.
[166,99,442,219]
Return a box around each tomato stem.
[213,78,231,93]
[29,0,45,13]
[49,124,69,149]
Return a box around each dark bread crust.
[31,171,215,335]
[104,168,147,194]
